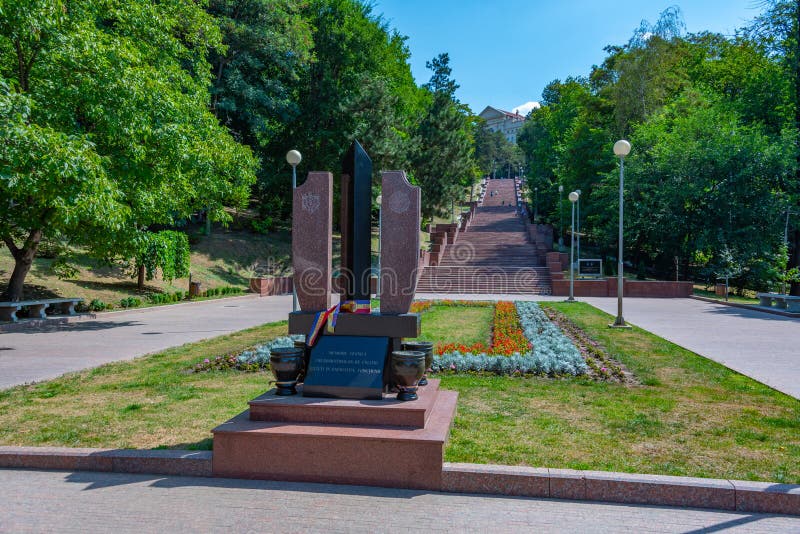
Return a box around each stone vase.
[402,341,434,386]
[391,350,426,401]
[270,347,305,396]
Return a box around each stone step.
[249,380,442,429]
[212,388,458,490]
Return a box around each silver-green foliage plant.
[431,302,587,377]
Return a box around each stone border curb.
[0,447,211,477]
[442,463,799,516]
[690,295,800,319]
[1,447,797,515]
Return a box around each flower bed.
[431,302,587,377]
[491,301,531,355]
[434,301,529,356]
[543,306,632,382]
[193,336,300,372]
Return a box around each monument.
[211,141,458,490]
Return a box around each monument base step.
[249,379,441,429]
[212,389,457,490]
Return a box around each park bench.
[0,298,83,323]
[756,293,800,313]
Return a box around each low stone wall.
[249,277,293,296]
[551,278,693,298]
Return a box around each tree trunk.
[2,230,42,301]
[137,265,145,290]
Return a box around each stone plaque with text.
[303,335,389,400]
[578,259,603,277]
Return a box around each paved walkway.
[1,469,798,533]
[0,295,294,390]
[581,297,800,400]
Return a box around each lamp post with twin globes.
[286,149,302,313]
[610,140,631,328]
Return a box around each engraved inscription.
[302,192,320,214]
[388,190,410,214]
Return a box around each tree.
[748,0,800,294]
[0,0,257,300]
[252,0,422,223]
[411,53,477,221]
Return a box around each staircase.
[416,179,551,294]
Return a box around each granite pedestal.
[212,380,457,490]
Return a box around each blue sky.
[373,0,760,114]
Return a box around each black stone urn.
[270,347,305,396]
[402,341,434,386]
[293,339,309,383]
[391,350,426,401]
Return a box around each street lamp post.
[558,185,564,248]
[610,140,631,328]
[576,189,582,262]
[783,207,798,294]
[286,149,302,313]
[568,191,580,302]
[376,194,382,296]
[534,187,539,223]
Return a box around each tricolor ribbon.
[306,299,371,347]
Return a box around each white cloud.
[513,101,541,116]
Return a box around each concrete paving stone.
[2,469,800,533]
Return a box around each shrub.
[119,297,142,308]
[89,299,106,312]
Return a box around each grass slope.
[0,226,292,306]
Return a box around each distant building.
[478,106,526,144]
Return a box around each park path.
[0,294,294,390]
[0,469,797,533]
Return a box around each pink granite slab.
[0,446,212,477]
[249,380,441,428]
[548,468,587,500]
[441,463,549,497]
[212,390,458,490]
[731,479,800,515]
[379,171,420,314]
[293,172,333,312]
[582,470,736,510]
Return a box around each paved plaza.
[0,295,294,390]
[0,469,797,533]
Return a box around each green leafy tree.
[0,0,257,300]
[411,53,477,221]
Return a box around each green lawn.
[444,302,799,483]
[0,301,797,483]
[693,287,760,305]
[419,304,493,347]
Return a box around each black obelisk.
[340,140,373,301]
